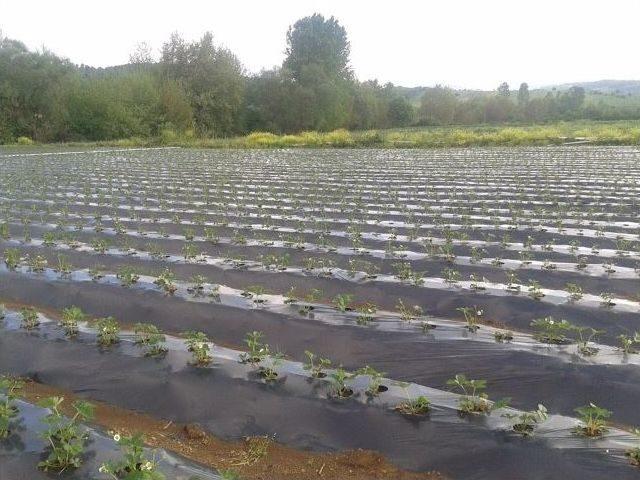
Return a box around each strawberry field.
[1,145,640,479]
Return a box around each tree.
[387,95,415,127]
[497,82,510,97]
[558,86,585,114]
[161,32,245,136]
[419,86,458,125]
[129,42,155,65]
[517,82,529,106]
[284,14,351,82]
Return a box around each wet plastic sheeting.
[0,401,221,480]
[0,328,637,479]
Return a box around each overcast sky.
[1,0,639,89]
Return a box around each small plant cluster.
[447,374,509,414]
[134,323,168,357]
[184,331,213,366]
[531,317,605,355]
[99,432,165,479]
[0,376,23,438]
[37,396,94,472]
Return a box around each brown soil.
[19,379,444,480]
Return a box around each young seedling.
[99,432,164,479]
[37,396,94,472]
[528,280,545,300]
[456,306,482,333]
[258,352,285,382]
[89,264,105,281]
[618,332,640,354]
[153,268,177,295]
[303,350,332,378]
[0,376,23,438]
[565,283,584,302]
[20,307,40,330]
[503,404,548,436]
[332,293,354,312]
[394,383,431,416]
[60,306,86,336]
[187,274,207,296]
[574,326,605,356]
[505,271,521,293]
[330,367,354,398]
[573,402,611,437]
[116,266,139,287]
[494,330,514,343]
[600,292,615,308]
[396,299,423,321]
[297,288,322,316]
[242,285,268,304]
[239,331,270,364]
[133,323,168,357]
[182,242,198,260]
[626,429,640,467]
[355,302,377,325]
[446,374,508,414]
[530,317,574,344]
[95,317,120,346]
[184,331,213,366]
[355,365,388,396]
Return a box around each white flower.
[142,461,153,471]
[99,465,107,473]
[113,433,121,442]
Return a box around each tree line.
[1,14,639,143]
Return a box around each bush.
[16,136,34,145]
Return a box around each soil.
[18,379,443,480]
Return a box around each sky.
[1,0,639,90]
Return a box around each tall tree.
[497,82,510,97]
[161,32,245,136]
[284,14,351,82]
[517,82,529,106]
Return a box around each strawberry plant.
[239,331,270,364]
[303,350,331,378]
[503,404,548,436]
[573,403,611,437]
[394,383,431,416]
[60,306,86,336]
[0,376,23,438]
[356,365,387,396]
[37,396,94,472]
[133,323,168,357]
[95,317,120,346]
[20,306,40,330]
[531,317,573,344]
[330,368,353,398]
[99,432,164,479]
[184,331,212,366]
[447,374,509,414]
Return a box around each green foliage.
[37,396,94,472]
[573,402,611,437]
[3,22,640,144]
[503,404,548,436]
[95,316,120,346]
[60,306,86,336]
[0,376,23,438]
[446,374,509,414]
[184,331,213,366]
[99,432,165,479]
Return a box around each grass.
[3,120,640,150]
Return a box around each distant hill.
[543,80,640,95]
